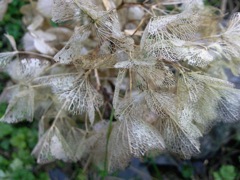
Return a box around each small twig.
[131,16,148,36]
[85,113,89,132]
[104,109,115,172]
[102,0,112,11]
[124,29,143,36]
[96,107,103,121]
[6,84,19,90]
[17,51,53,61]
[116,1,147,11]
[228,0,234,14]
[162,59,191,72]
[44,63,61,72]
[151,5,169,15]
[129,68,133,96]
[31,84,46,88]
[83,155,92,173]
[53,101,67,126]
[221,0,227,14]
[84,69,92,78]
[232,1,240,14]
[94,69,101,90]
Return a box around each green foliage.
[0,120,12,139]
[75,170,87,180]
[0,73,10,93]
[0,0,27,50]
[204,0,221,6]
[0,104,49,180]
[213,165,238,180]
[235,129,240,141]
[181,164,194,179]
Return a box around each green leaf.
[11,169,35,180]
[10,133,27,149]
[219,165,237,180]
[26,129,38,149]
[10,158,23,171]
[0,122,13,138]
[0,139,10,150]
[0,169,7,179]
[0,103,8,117]
[12,149,35,165]
[213,172,222,180]
[213,165,237,180]
[0,156,10,170]
[182,164,194,179]
[37,173,50,180]
[235,131,240,141]
[76,169,87,180]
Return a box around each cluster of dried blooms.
[0,0,240,172]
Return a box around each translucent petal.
[54,26,91,64]
[32,119,86,163]
[0,86,35,123]
[108,117,165,172]
[52,0,80,23]
[7,58,51,83]
[0,52,17,67]
[35,73,103,123]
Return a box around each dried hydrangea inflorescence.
[1,0,240,173]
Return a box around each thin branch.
[94,69,101,90]
[221,0,227,14]
[17,51,54,61]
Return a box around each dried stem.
[94,69,101,90]
[221,0,227,14]
[17,51,53,61]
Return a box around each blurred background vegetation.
[0,0,239,179]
